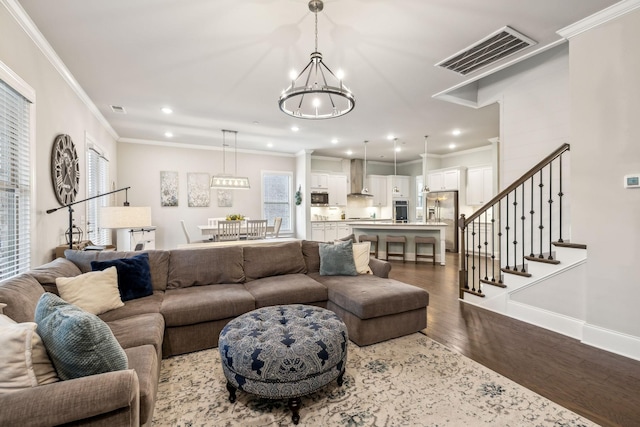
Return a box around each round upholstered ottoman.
[219,304,348,424]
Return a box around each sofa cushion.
[310,273,429,320]
[91,253,154,301]
[34,293,128,380]
[65,249,170,291]
[161,284,255,327]
[243,241,306,282]
[243,274,328,308]
[28,258,82,294]
[166,247,245,289]
[108,313,165,359]
[98,291,164,323]
[56,267,124,315]
[319,240,357,276]
[301,240,321,273]
[0,273,45,323]
[0,314,59,392]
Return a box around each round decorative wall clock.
[50,134,80,206]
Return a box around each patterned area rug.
[152,333,597,426]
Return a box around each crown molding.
[557,0,640,39]
[2,0,118,140]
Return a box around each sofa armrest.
[0,369,140,427]
[369,258,391,278]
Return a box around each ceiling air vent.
[436,26,536,76]
[110,105,127,114]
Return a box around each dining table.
[198,223,274,239]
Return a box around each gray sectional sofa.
[0,240,429,427]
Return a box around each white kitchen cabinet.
[337,223,350,239]
[311,222,325,242]
[428,168,463,191]
[328,174,347,206]
[466,166,493,206]
[324,222,338,241]
[388,175,410,199]
[367,175,388,207]
[310,173,329,190]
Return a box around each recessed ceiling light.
[253,121,260,125]
[346,150,353,156]
[331,138,338,144]
[267,142,273,148]
[161,107,173,114]
[291,126,299,132]
[395,146,401,152]
[449,143,456,149]
[164,131,173,138]
[387,134,395,140]
[452,129,461,136]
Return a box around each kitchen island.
[348,221,448,265]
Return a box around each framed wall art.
[187,172,211,207]
[160,171,179,207]
[217,190,233,207]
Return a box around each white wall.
[117,142,295,249]
[570,9,640,340]
[0,3,118,265]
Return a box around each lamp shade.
[100,206,152,229]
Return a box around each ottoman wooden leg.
[337,368,345,386]
[226,381,237,403]
[288,397,301,425]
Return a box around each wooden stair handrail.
[462,143,570,227]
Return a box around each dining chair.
[270,217,283,238]
[246,219,268,240]
[217,220,241,241]
[180,220,192,244]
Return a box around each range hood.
[347,159,373,198]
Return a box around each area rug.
[152,333,597,426]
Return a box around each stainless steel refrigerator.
[426,191,459,253]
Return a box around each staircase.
[458,144,588,336]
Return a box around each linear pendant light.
[210,130,250,190]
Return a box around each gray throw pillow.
[319,240,358,276]
[34,293,128,380]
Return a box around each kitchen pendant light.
[277,0,355,119]
[210,130,250,190]
[392,138,400,194]
[422,135,430,194]
[361,140,370,195]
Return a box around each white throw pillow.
[0,302,5,314]
[352,241,373,274]
[0,314,59,393]
[56,267,124,315]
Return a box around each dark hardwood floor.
[388,253,640,427]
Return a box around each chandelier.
[278,0,355,120]
[210,130,250,190]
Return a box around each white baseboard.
[506,300,585,340]
[583,323,640,362]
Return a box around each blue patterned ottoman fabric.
[219,304,348,399]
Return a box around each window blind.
[86,147,110,245]
[0,79,31,280]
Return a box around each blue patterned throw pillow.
[34,293,128,381]
[319,240,358,276]
[91,252,153,301]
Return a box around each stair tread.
[500,267,532,277]
[480,278,507,288]
[524,255,561,265]
[553,241,587,250]
[462,288,485,298]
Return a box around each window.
[416,176,424,220]
[262,171,292,232]
[86,143,110,245]
[0,78,32,280]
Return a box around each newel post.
[458,214,466,299]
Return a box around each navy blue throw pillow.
[91,253,153,301]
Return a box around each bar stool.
[386,235,406,262]
[415,236,436,265]
[358,235,379,258]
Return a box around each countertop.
[348,221,448,228]
[311,218,392,223]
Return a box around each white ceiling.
[16,0,619,162]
